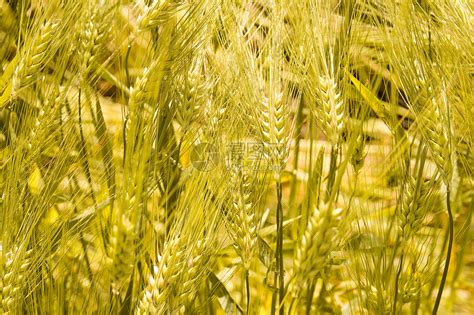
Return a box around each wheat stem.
[450,196,473,291]
[392,254,404,315]
[305,280,316,315]
[289,96,305,239]
[271,181,284,315]
[245,269,250,314]
[276,180,284,315]
[432,186,454,315]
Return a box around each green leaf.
[347,70,390,120]
[208,271,244,315]
[28,163,45,196]
[257,235,275,271]
[0,54,18,93]
[93,95,116,210]
[119,268,135,315]
[0,54,19,108]
[259,216,301,237]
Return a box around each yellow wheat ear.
[106,213,135,295]
[260,92,289,179]
[227,165,259,270]
[0,19,59,107]
[315,74,344,147]
[137,236,212,314]
[78,4,113,81]
[0,245,33,314]
[421,102,453,185]
[290,205,343,297]
[137,0,186,31]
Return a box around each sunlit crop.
[0,0,472,314]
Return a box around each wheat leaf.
[208,270,244,315]
[93,95,116,209]
[347,70,390,120]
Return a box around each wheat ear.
[137,0,184,31]
[78,5,111,79]
[261,92,288,177]
[350,134,366,174]
[105,214,135,295]
[290,205,343,297]
[422,104,452,185]
[228,166,258,270]
[398,176,430,241]
[11,20,59,94]
[137,237,210,314]
[424,91,454,315]
[175,62,206,131]
[261,91,288,314]
[316,74,344,147]
[1,246,33,314]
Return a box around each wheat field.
[0,0,473,314]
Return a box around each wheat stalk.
[424,91,454,315]
[260,90,289,314]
